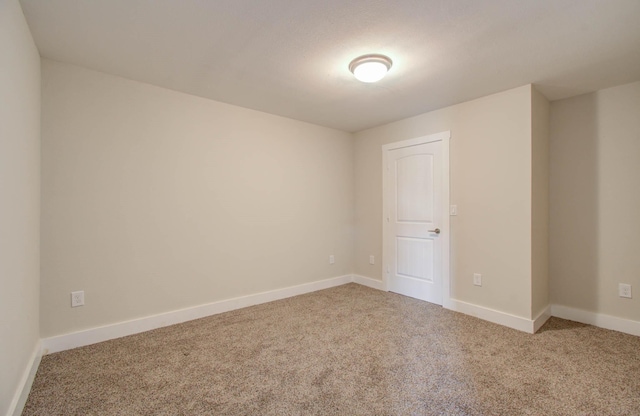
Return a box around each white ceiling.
[20,0,640,132]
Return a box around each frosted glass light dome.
[349,54,392,83]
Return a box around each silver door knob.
[428,228,441,234]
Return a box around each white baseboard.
[7,340,42,416]
[42,275,353,354]
[550,304,640,337]
[444,299,539,334]
[352,275,548,334]
[352,274,385,291]
[533,305,552,333]
[38,274,639,363]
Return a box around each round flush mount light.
[349,54,393,83]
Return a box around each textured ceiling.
[20,0,640,132]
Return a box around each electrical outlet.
[369,255,375,265]
[473,273,482,287]
[329,255,335,265]
[619,283,632,299]
[71,290,84,307]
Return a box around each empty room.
[2,0,640,414]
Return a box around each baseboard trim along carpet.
[533,305,552,333]
[7,340,42,416]
[551,304,640,337]
[354,276,552,334]
[352,274,385,291]
[444,298,544,334]
[41,275,353,354]
[40,276,640,357]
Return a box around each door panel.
[396,237,433,281]
[396,154,434,222]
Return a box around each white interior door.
[383,137,444,305]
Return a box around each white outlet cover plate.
[71,290,85,307]
[619,283,632,298]
[473,273,482,286]
[329,255,335,264]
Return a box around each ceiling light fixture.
[349,54,393,83]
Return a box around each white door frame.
[382,131,451,306]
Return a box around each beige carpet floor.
[23,284,640,415]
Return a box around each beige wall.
[550,81,640,322]
[41,60,354,338]
[0,0,41,413]
[531,87,550,317]
[355,85,535,319]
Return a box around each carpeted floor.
[23,283,640,415]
